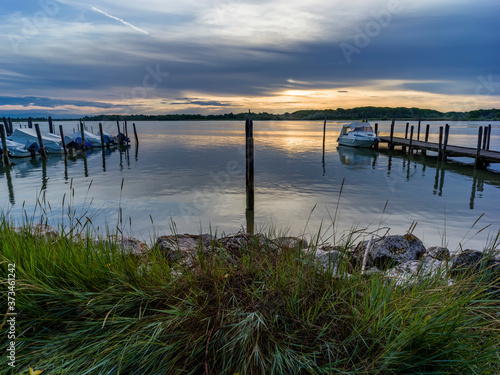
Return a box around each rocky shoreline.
[23,224,500,290]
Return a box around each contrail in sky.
[91,6,149,35]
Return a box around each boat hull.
[337,137,379,148]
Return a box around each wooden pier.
[377,123,499,169]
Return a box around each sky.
[0,0,499,117]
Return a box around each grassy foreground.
[1,219,499,375]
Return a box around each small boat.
[65,130,104,147]
[337,122,380,148]
[8,128,63,154]
[0,139,32,158]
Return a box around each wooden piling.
[116,120,121,134]
[28,117,33,129]
[8,118,13,135]
[438,126,443,161]
[374,123,378,149]
[133,123,139,144]
[0,124,11,166]
[48,116,54,134]
[443,124,450,161]
[417,117,421,141]
[486,124,491,150]
[405,123,409,139]
[482,126,488,150]
[374,123,378,135]
[409,126,414,154]
[245,112,255,234]
[125,121,128,137]
[80,122,86,148]
[59,125,67,154]
[475,126,483,169]
[34,123,47,159]
[2,117,9,135]
[99,123,105,147]
[425,124,430,143]
[389,118,395,150]
[322,113,326,150]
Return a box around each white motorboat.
[1,139,32,158]
[337,122,380,148]
[8,128,63,153]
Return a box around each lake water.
[1,120,499,252]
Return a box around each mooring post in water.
[486,124,491,150]
[245,111,255,234]
[28,117,33,129]
[443,124,450,161]
[425,124,430,143]
[99,123,105,147]
[2,117,9,135]
[373,122,378,149]
[48,116,54,134]
[409,126,414,154]
[0,124,11,166]
[8,118,13,135]
[59,125,67,155]
[322,113,326,151]
[389,118,395,150]
[475,126,483,169]
[417,117,421,141]
[482,125,488,150]
[405,123,409,139]
[116,120,120,135]
[124,120,128,138]
[133,123,139,144]
[438,126,443,161]
[34,123,47,159]
[80,121,86,148]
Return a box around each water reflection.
[337,146,378,168]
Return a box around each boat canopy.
[341,122,374,135]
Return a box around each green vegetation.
[1,214,499,374]
[76,107,500,122]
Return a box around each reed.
[0,206,499,374]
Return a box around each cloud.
[0,96,124,109]
[90,6,149,35]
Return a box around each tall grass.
[1,214,499,374]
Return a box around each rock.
[424,246,450,261]
[384,258,448,287]
[450,249,500,278]
[272,236,308,250]
[108,235,147,257]
[217,233,267,257]
[156,234,212,262]
[313,249,344,269]
[357,234,426,270]
[16,223,60,241]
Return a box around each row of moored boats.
[1,128,129,158]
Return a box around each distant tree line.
[8,106,500,122]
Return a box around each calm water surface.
[1,120,499,251]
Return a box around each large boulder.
[356,234,426,270]
[156,234,212,263]
[424,246,450,261]
[108,235,147,257]
[384,258,450,288]
[450,249,499,277]
[217,233,268,257]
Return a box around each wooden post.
[389,118,395,150]
[8,118,13,135]
[486,124,491,150]
[405,123,409,139]
[409,125,414,154]
[475,126,483,169]
[125,121,128,137]
[99,123,105,147]
[116,120,121,134]
[438,126,443,161]
[373,122,378,149]
[48,116,54,134]
[28,117,33,129]
[443,124,450,161]
[2,117,9,134]
[322,113,326,151]
[133,123,139,144]
[59,125,67,154]
[0,124,11,166]
[34,123,47,159]
[417,117,421,141]
[245,112,254,234]
[425,124,430,143]
[482,125,488,150]
[80,121,86,148]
